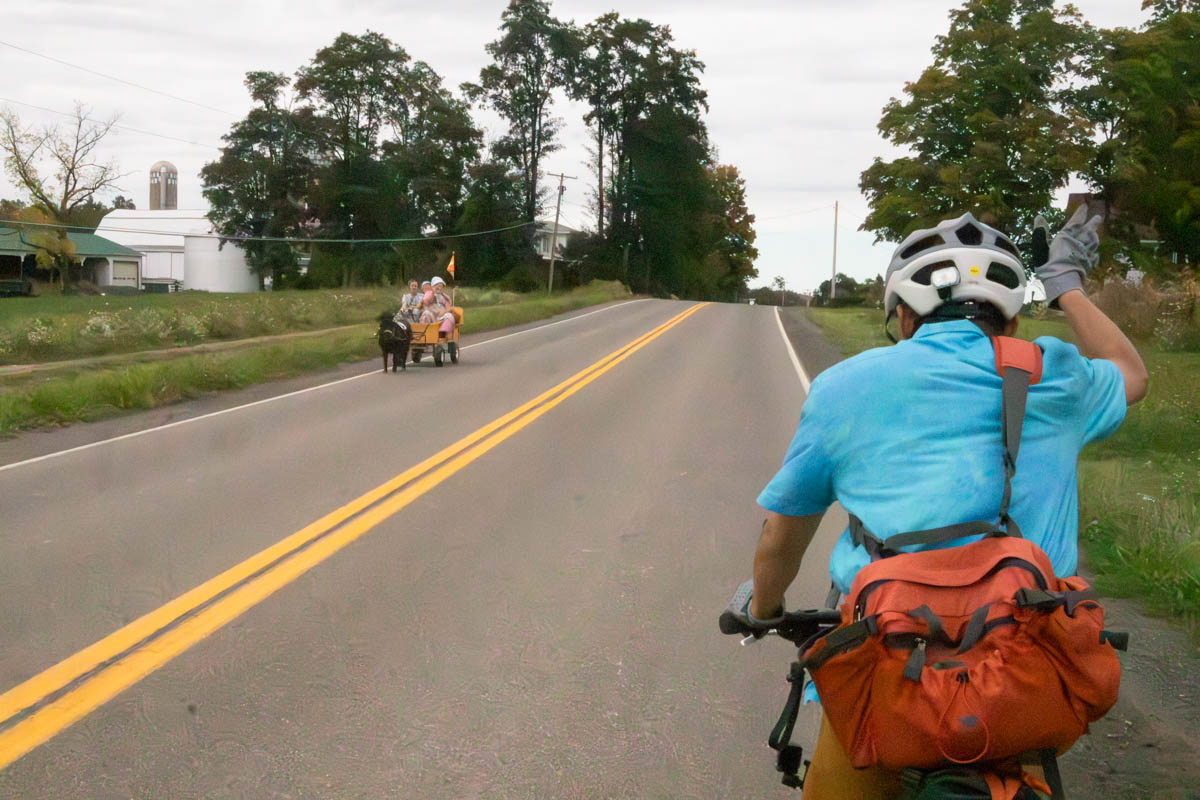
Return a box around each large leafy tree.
[202,71,316,287]
[1141,0,1200,22]
[860,0,1093,244]
[563,14,706,240]
[624,105,716,297]
[383,61,482,236]
[204,33,481,287]
[1076,9,1200,266]
[707,164,759,300]
[464,0,571,222]
[451,161,534,286]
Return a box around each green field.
[806,306,1200,638]
[0,281,630,436]
[0,284,547,366]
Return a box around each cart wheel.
[449,342,458,363]
[412,348,422,364]
[433,344,444,367]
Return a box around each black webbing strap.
[1014,586,1096,615]
[907,604,944,640]
[801,617,877,672]
[956,604,992,654]
[768,661,809,789]
[1040,749,1065,800]
[824,582,842,610]
[998,366,1032,530]
[848,515,996,561]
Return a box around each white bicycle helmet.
[883,213,1026,326]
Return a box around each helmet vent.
[911,260,956,286]
[955,223,983,245]
[900,234,945,260]
[986,262,1021,289]
[994,237,1020,258]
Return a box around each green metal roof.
[0,223,141,259]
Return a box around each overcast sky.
[2,0,1150,292]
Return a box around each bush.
[500,263,545,293]
[1090,275,1200,351]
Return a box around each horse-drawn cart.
[409,307,462,367]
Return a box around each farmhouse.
[0,223,142,295]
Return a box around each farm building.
[0,223,142,295]
[95,209,258,293]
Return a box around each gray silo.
[149,161,178,210]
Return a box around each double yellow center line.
[0,301,708,770]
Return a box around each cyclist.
[733,208,1147,798]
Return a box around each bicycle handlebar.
[719,607,842,644]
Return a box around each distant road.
[0,299,848,797]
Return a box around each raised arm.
[1033,207,1148,406]
[1057,291,1147,405]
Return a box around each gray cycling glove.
[724,578,786,633]
[1034,205,1102,307]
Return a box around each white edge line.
[774,306,812,394]
[0,298,647,474]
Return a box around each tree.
[202,71,317,288]
[0,104,126,286]
[203,35,482,288]
[772,275,786,306]
[1075,10,1200,269]
[112,195,135,210]
[464,0,571,222]
[382,60,482,236]
[859,0,1093,245]
[451,161,536,286]
[708,164,758,299]
[562,14,706,242]
[1141,0,1200,22]
[624,104,714,297]
[0,198,25,220]
[815,273,868,306]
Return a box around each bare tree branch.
[0,102,128,222]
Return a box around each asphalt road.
[0,299,845,798]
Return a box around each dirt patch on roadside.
[784,306,1200,799]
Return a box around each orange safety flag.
[446,252,456,278]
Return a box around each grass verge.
[805,306,1200,638]
[0,282,624,366]
[0,281,630,436]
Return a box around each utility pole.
[545,172,576,294]
[830,200,839,302]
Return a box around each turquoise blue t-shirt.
[758,319,1126,593]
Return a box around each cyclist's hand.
[1035,206,1102,307]
[719,579,785,638]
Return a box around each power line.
[0,96,221,150]
[755,203,834,222]
[0,40,233,116]
[2,218,534,244]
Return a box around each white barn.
[95,209,258,293]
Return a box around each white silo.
[149,161,178,210]
[183,236,259,292]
